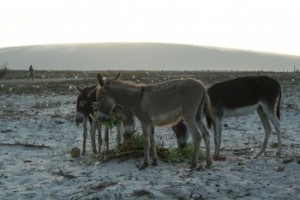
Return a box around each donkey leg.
[96,123,102,154]
[269,114,281,156]
[185,119,202,169]
[149,126,158,166]
[97,121,102,154]
[213,116,224,160]
[90,119,98,154]
[262,106,281,156]
[116,122,123,146]
[140,123,151,170]
[82,117,88,155]
[274,122,282,156]
[104,128,109,151]
[197,120,212,168]
[256,107,272,157]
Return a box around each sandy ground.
[0,73,300,200]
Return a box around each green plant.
[102,112,120,130]
[166,143,205,163]
[122,132,144,151]
[92,102,120,129]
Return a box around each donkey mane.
[110,80,146,88]
[112,78,201,88]
[83,83,99,92]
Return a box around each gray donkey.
[96,73,214,170]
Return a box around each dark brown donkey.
[173,76,282,160]
[76,83,136,155]
[76,83,104,155]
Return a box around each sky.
[1,0,300,56]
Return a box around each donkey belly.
[223,103,259,118]
[151,109,181,127]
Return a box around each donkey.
[173,76,282,160]
[76,83,136,155]
[96,73,214,170]
[76,83,106,155]
[207,76,282,160]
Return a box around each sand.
[0,72,299,199]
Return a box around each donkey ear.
[97,73,105,86]
[112,104,124,117]
[112,73,121,81]
[77,86,83,92]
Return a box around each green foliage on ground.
[166,143,205,163]
[82,133,205,166]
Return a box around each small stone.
[276,166,285,172]
[70,147,80,157]
[133,189,152,197]
[245,192,252,196]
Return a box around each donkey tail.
[276,84,282,120]
[204,92,214,129]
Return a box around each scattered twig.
[0,142,51,149]
[133,189,152,197]
[0,129,13,133]
[232,147,254,155]
[283,158,294,164]
[53,166,77,180]
[93,181,118,191]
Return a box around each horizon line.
[1,41,299,57]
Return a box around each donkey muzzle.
[97,111,110,122]
[178,142,187,150]
[123,127,137,138]
[75,112,84,126]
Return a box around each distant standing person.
[28,65,34,80]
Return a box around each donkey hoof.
[276,151,282,156]
[190,162,197,169]
[152,160,158,166]
[206,161,213,169]
[213,155,226,161]
[139,163,148,170]
[197,165,205,171]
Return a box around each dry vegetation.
[1,69,298,96]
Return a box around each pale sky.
[1,0,300,55]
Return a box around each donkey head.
[172,120,189,149]
[96,73,136,137]
[96,73,121,122]
[113,104,136,137]
[75,86,95,125]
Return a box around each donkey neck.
[86,84,99,102]
[111,82,143,111]
[89,88,97,102]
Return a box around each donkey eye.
[98,94,104,102]
[79,100,87,107]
